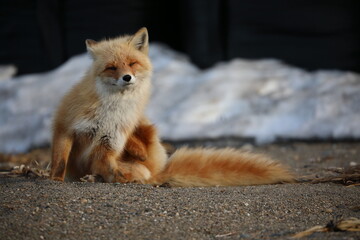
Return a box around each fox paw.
[113,170,132,183]
[51,176,65,182]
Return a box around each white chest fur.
[73,91,140,153]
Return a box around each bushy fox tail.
[151,147,295,187]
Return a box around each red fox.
[50,27,294,186]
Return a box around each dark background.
[1,0,359,75]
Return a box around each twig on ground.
[215,232,238,238]
[292,217,360,238]
[0,164,50,178]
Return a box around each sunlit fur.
[151,147,294,187]
[51,27,295,186]
[50,28,165,182]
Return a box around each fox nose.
[122,75,132,82]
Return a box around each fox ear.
[130,27,149,54]
[85,39,98,56]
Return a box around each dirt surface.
[1,141,360,240]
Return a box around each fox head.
[85,27,152,93]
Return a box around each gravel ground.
[1,141,360,240]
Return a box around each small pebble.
[325,208,333,213]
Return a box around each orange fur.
[51,27,295,186]
[122,124,156,162]
[50,28,155,182]
[150,148,294,187]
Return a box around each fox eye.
[129,62,137,67]
[105,66,117,71]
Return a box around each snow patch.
[0,44,359,153]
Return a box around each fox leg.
[89,146,127,183]
[50,133,73,181]
[123,133,148,162]
[117,138,153,183]
[121,123,168,182]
